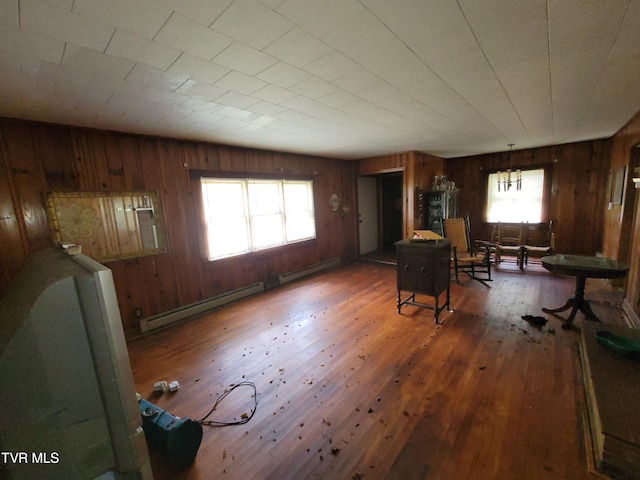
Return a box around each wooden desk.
[395,239,451,324]
[541,254,629,329]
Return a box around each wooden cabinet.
[395,239,451,323]
[416,190,459,236]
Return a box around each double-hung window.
[486,168,545,222]
[200,177,316,260]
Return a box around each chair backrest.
[525,221,553,247]
[444,217,471,254]
[497,222,525,245]
[489,224,499,243]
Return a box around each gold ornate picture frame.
[45,191,166,262]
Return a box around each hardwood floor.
[126,260,628,480]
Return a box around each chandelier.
[497,144,521,192]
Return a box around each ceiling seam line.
[333,1,489,137]
[455,0,532,144]
[592,0,633,92]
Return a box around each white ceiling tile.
[251,84,297,103]
[40,0,73,10]
[106,91,158,114]
[17,57,57,94]
[0,27,20,55]
[0,52,20,71]
[10,28,65,64]
[212,0,294,49]
[167,54,230,84]
[255,61,310,88]
[73,0,172,40]
[333,68,386,95]
[0,0,18,27]
[180,97,222,113]
[247,100,287,116]
[273,109,311,124]
[20,0,115,51]
[357,39,418,79]
[276,0,365,38]
[107,29,182,71]
[288,76,335,99]
[263,27,332,68]
[155,13,232,61]
[212,42,278,75]
[303,51,361,82]
[259,0,286,9]
[216,105,253,120]
[316,89,360,108]
[57,78,114,109]
[611,25,640,57]
[279,95,323,114]
[214,71,268,95]
[299,103,342,121]
[216,91,260,109]
[125,63,190,94]
[245,113,275,126]
[322,10,396,58]
[358,83,401,106]
[51,66,102,101]
[175,80,227,101]
[151,0,233,26]
[63,44,134,80]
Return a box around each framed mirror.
[45,191,166,262]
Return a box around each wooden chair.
[495,222,526,269]
[444,216,492,283]
[523,221,555,266]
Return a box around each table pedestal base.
[541,275,600,329]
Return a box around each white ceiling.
[1,0,640,160]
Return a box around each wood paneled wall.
[356,150,444,239]
[0,118,358,338]
[608,111,640,319]
[444,139,611,255]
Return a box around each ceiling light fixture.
[497,144,521,192]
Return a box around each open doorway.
[357,172,403,264]
[625,144,640,324]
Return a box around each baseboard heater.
[278,257,340,285]
[139,282,265,333]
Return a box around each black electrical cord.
[197,381,258,427]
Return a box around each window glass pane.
[201,180,249,259]
[286,211,315,241]
[251,214,284,249]
[284,182,311,212]
[284,181,315,241]
[202,181,246,218]
[207,218,250,258]
[487,169,544,222]
[248,181,281,215]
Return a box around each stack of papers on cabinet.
[413,230,445,240]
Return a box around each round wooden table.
[541,254,629,329]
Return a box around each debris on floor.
[521,314,548,330]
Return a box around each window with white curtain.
[200,177,316,260]
[486,169,545,222]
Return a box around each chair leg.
[518,246,525,270]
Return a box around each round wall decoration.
[329,193,340,212]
